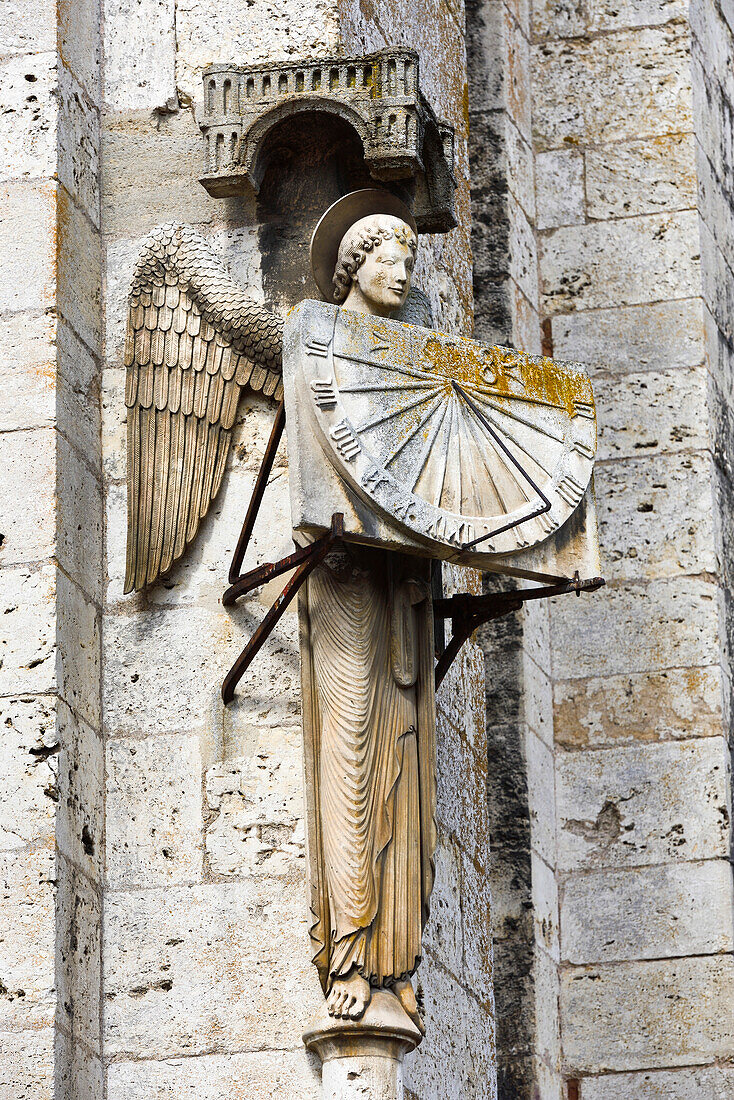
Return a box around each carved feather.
[124,223,284,593]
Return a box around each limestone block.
[0,564,56,696]
[57,318,101,470]
[506,118,535,222]
[556,738,730,871]
[532,0,586,39]
[697,137,734,279]
[56,856,102,1052]
[553,665,724,750]
[586,135,696,220]
[107,1050,321,1099]
[103,0,175,111]
[459,845,494,997]
[551,298,704,373]
[511,279,541,354]
[541,211,700,315]
[0,427,55,567]
[205,726,305,878]
[561,955,734,1072]
[523,652,553,748]
[532,27,692,150]
[580,1064,734,1099]
[57,184,103,356]
[525,726,556,867]
[531,851,559,962]
[465,0,505,111]
[57,433,104,603]
[421,831,464,980]
[57,571,101,730]
[0,311,55,433]
[175,0,340,102]
[104,878,323,1057]
[504,11,531,141]
[56,701,104,878]
[0,181,55,314]
[595,452,716,581]
[0,1028,53,1100]
[101,112,220,243]
[534,946,560,1065]
[405,953,496,1100]
[536,149,584,230]
[58,63,101,227]
[0,53,56,182]
[535,1059,564,1100]
[58,0,102,104]
[550,577,720,681]
[106,734,203,887]
[587,0,687,30]
[595,367,709,462]
[435,716,491,870]
[0,845,55,1032]
[691,52,734,199]
[561,860,734,964]
[0,695,57,851]
[522,597,550,673]
[700,218,734,345]
[0,0,54,55]
[508,193,538,309]
[54,1034,104,1100]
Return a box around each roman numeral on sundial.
[557,475,585,507]
[571,401,594,420]
[329,419,361,460]
[371,329,390,353]
[572,439,595,460]
[306,336,330,358]
[310,377,337,409]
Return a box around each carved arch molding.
[198,47,457,233]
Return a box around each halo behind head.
[310,189,418,302]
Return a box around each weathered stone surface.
[532,27,693,150]
[586,134,696,220]
[103,0,175,111]
[697,136,734,280]
[534,945,560,1064]
[0,695,57,851]
[0,181,55,313]
[532,0,585,39]
[595,452,716,580]
[0,1027,54,1099]
[104,878,323,1057]
[587,0,688,30]
[531,852,558,962]
[550,577,720,681]
[107,734,203,887]
[536,149,583,229]
[0,427,55,567]
[0,0,54,55]
[525,726,555,867]
[57,571,101,730]
[57,433,103,602]
[205,728,304,879]
[580,1064,734,1099]
[459,844,494,996]
[56,701,103,878]
[554,665,724,750]
[57,318,101,470]
[0,53,56,182]
[541,211,700,315]
[523,652,553,748]
[594,367,709,462]
[508,193,538,309]
[0,565,56,696]
[58,63,101,227]
[561,955,734,1072]
[56,856,102,1051]
[422,832,464,980]
[54,1033,104,1100]
[561,859,734,964]
[551,298,705,373]
[0,845,55,1031]
[556,738,730,871]
[107,1050,321,1099]
[57,184,102,355]
[0,311,55,433]
[435,716,491,870]
[58,0,102,103]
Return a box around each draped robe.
[300,544,437,992]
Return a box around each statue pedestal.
[304,989,422,1100]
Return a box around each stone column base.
[303,989,422,1100]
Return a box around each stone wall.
[467,0,734,1095]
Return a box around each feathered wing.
[124,223,284,593]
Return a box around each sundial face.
[294,302,597,560]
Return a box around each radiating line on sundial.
[468,388,565,444]
[383,394,445,469]
[339,380,439,394]
[469,386,565,411]
[432,391,456,509]
[352,387,442,434]
[334,351,438,383]
[466,399,555,479]
[457,403,485,515]
[463,404,511,513]
[410,398,451,493]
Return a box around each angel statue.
[123,190,438,1035]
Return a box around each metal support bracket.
[433,573,605,689]
[221,512,344,704]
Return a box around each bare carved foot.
[393,978,425,1036]
[327,970,372,1020]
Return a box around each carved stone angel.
[123,191,436,1036]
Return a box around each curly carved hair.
[332,217,418,304]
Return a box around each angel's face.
[354,233,414,315]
